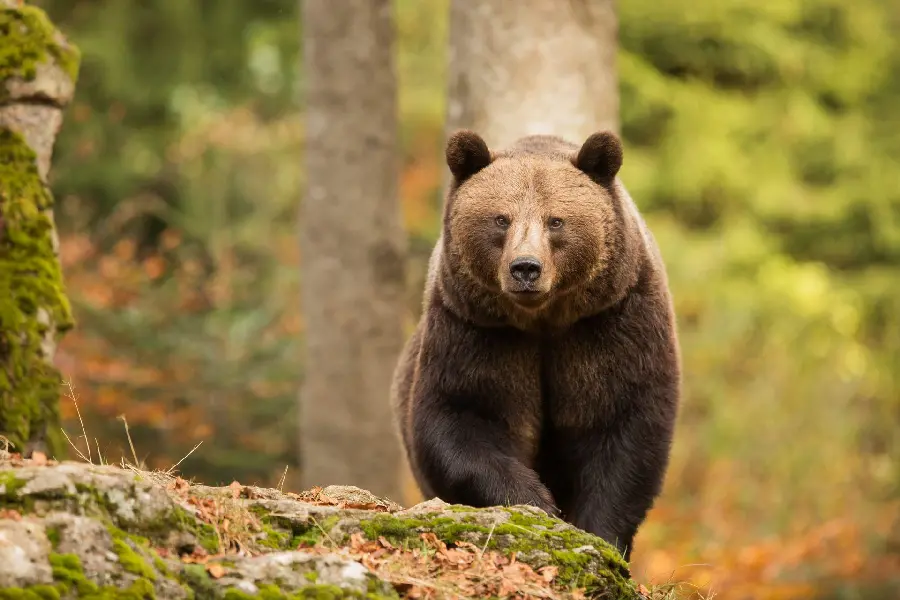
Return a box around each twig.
[310,515,337,548]
[277,465,289,492]
[65,380,91,464]
[117,414,139,467]
[480,522,497,559]
[95,438,105,465]
[166,441,203,475]
[60,427,90,463]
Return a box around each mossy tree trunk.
[0,0,80,458]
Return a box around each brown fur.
[390,129,681,561]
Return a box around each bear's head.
[442,128,637,322]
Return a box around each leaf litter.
[160,476,596,598]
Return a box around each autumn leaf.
[31,451,47,466]
[0,509,22,521]
[537,566,558,583]
[206,563,226,579]
[228,481,242,499]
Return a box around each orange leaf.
[228,481,242,499]
[538,565,559,583]
[206,563,226,579]
[0,509,22,521]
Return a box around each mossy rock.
[0,456,642,599]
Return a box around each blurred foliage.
[30,0,900,597]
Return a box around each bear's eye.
[495,215,510,229]
[549,217,564,230]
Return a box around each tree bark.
[0,1,80,458]
[446,0,619,149]
[300,0,407,500]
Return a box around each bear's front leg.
[560,408,674,562]
[407,306,555,515]
[411,402,558,515]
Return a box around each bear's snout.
[509,255,543,285]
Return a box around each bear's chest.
[536,320,622,429]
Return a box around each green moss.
[49,552,100,595]
[291,586,354,600]
[48,551,158,599]
[27,586,59,600]
[256,521,293,550]
[0,589,55,600]
[0,5,80,95]
[222,585,393,600]
[113,539,157,581]
[107,525,157,580]
[97,494,218,555]
[44,525,60,549]
[356,515,460,546]
[0,586,60,600]
[0,471,27,504]
[294,516,338,548]
[248,506,337,551]
[180,564,216,599]
[0,127,73,458]
[168,506,219,554]
[152,556,168,576]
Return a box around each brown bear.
[390,128,681,561]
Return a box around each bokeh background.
[32,1,899,598]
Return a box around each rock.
[0,454,643,598]
[0,519,53,587]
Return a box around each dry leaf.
[637,583,651,597]
[206,563,226,579]
[0,509,22,521]
[31,451,47,466]
[538,565,558,583]
[228,481,242,499]
[377,536,394,550]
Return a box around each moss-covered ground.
[0,450,649,598]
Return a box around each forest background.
[29,1,900,598]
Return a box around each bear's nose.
[509,256,542,284]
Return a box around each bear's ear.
[446,129,492,183]
[573,131,623,184]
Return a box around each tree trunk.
[0,1,80,458]
[446,0,619,148]
[300,0,407,501]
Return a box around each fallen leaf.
[206,563,226,579]
[538,565,558,583]
[228,481,242,499]
[638,583,651,597]
[0,509,22,521]
[377,536,394,550]
[31,451,47,466]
